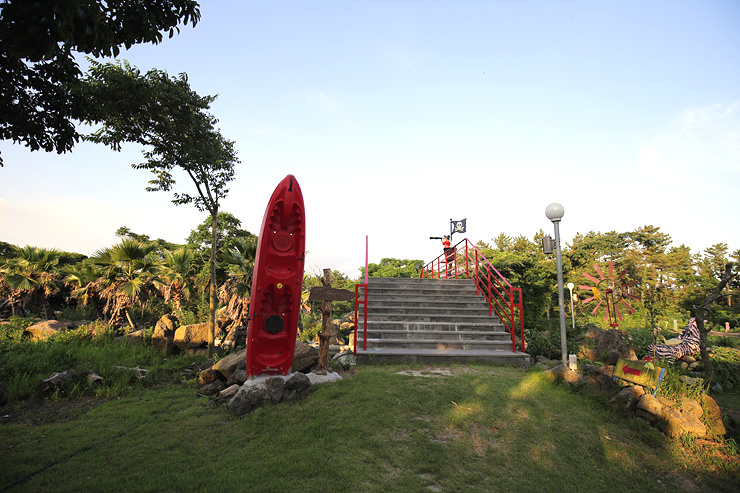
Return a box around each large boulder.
[543,363,584,388]
[661,406,707,437]
[586,373,619,396]
[174,322,212,354]
[220,325,247,351]
[228,383,268,416]
[152,314,179,354]
[292,341,318,373]
[609,386,645,414]
[635,394,663,423]
[115,329,146,345]
[702,395,727,437]
[578,326,635,365]
[198,368,226,386]
[212,348,247,378]
[23,319,78,341]
[227,369,248,387]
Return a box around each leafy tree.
[688,261,740,383]
[477,235,555,332]
[78,60,239,356]
[567,230,627,274]
[0,0,200,166]
[116,226,151,243]
[187,212,255,258]
[362,258,424,278]
[623,225,671,300]
[0,245,61,318]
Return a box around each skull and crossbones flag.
[451,219,467,235]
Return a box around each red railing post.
[465,242,470,279]
[509,289,516,352]
[519,289,525,352]
[475,249,480,296]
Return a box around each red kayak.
[246,175,306,377]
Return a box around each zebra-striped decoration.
[646,318,701,363]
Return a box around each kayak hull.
[246,175,306,377]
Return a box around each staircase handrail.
[421,238,525,352]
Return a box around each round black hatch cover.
[264,314,284,334]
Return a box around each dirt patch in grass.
[1,396,105,426]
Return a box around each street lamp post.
[567,282,575,330]
[546,203,568,366]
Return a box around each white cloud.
[389,50,418,72]
[636,100,740,196]
[303,91,339,114]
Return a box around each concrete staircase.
[355,277,531,366]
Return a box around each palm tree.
[0,246,62,318]
[219,237,257,334]
[89,239,160,329]
[63,260,105,319]
[156,247,196,316]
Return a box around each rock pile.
[195,341,356,415]
[542,359,727,438]
[226,372,343,416]
[577,325,636,364]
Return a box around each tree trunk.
[208,206,219,358]
[695,263,737,385]
[696,317,713,384]
[125,308,136,331]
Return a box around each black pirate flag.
[450,219,467,235]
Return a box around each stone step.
[356,328,511,342]
[357,321,506,333]
[355,348,531,366]
[358,338,513,351]
[363,313,497,323]
[364,296,490,307]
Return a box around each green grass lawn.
[2,364,738,493]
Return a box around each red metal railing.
[353,283,368,353]
[421,238,525,352]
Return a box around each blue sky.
[1,1,739,277]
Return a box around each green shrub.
[624,326,654,355]
[0,324,204,401]
[0,316,35,347]
[58,306,96,321]
[708,335,740,349]
[657,363,706,402]
[298,317,321,343]
[707,346,740,391]
[524,331,561,360]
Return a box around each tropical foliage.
[2,224,738,355]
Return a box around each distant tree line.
[2,224,738,349]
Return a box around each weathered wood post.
[308,268,355,375]
[317,269,333,374]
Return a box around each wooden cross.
[308,269,353,374]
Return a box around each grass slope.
[2,364,738,493]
